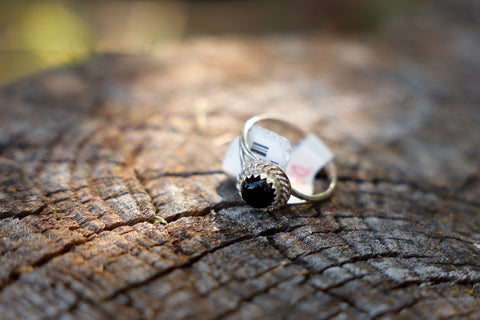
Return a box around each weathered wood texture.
[1,4,480,320]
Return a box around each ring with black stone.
[237,115,337,211]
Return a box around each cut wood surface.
[1,4,480,320]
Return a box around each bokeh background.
[3,0,478,85]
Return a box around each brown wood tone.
[1,5,479,320]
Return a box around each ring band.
[237,115,337,210]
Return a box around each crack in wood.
[14,202,47,220]
[163,200,245,223]
[0,237,86,292]
[211,270,304,320]
[105,233,255,301]
[371,296,420,319]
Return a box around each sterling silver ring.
[237,115,337,210]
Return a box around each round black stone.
[241,175,276,209]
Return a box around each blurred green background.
[0,0,474,85]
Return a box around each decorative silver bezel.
[237,160,291,211]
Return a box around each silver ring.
[237,115,337,210]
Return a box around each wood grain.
[1,4,479,319]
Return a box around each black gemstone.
[241,175,276,209]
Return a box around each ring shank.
[240,115,337,202]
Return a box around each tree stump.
[1,5,479,320]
